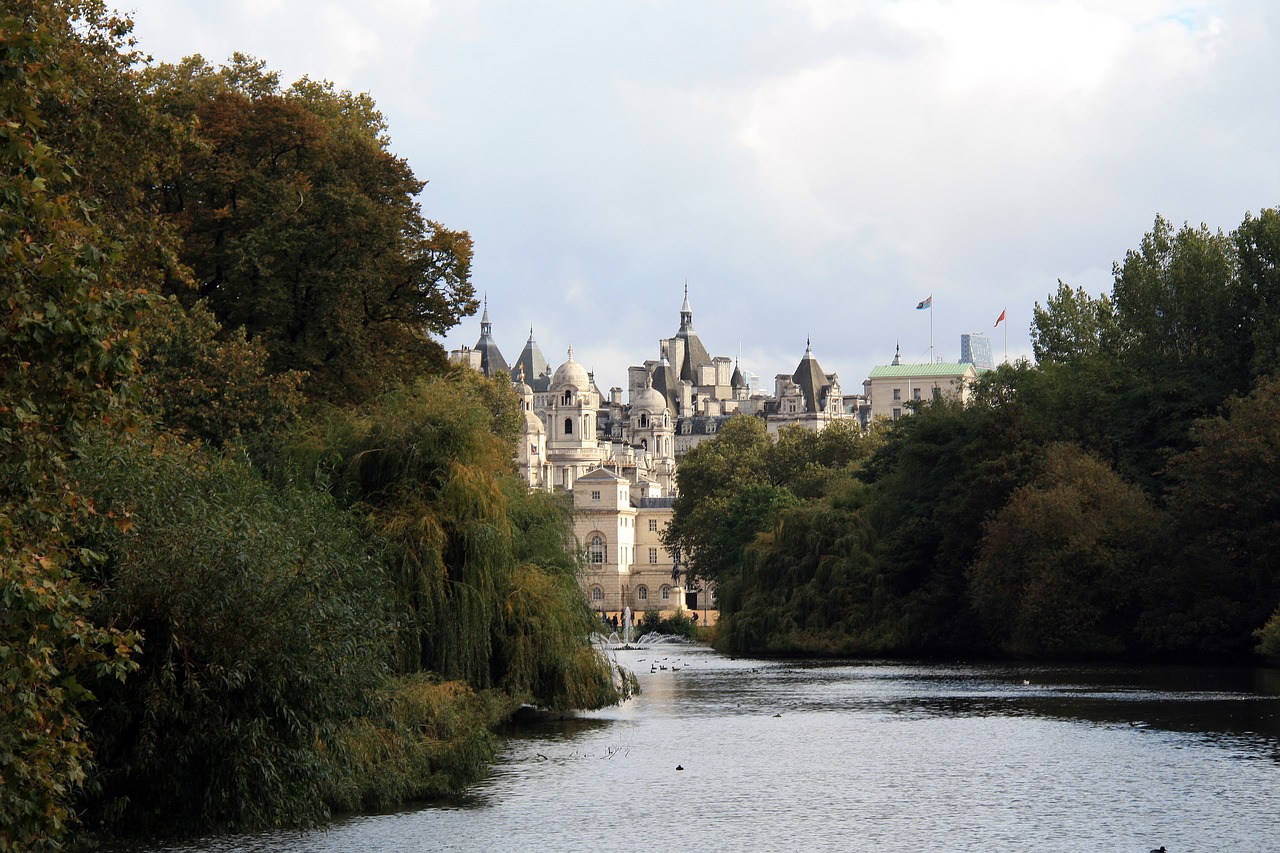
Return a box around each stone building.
[449,286,862,614]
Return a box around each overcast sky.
[114,0,1280,393]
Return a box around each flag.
[995,308,1006,327]
[530,443,538,455]
[916,296,932,310]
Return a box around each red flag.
[994,309,1006,327]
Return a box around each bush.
[637,608,697,639]
[75,432,391,836]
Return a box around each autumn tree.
[1,3,146,848]
[146,56,476,403]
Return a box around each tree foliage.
[293,374,623,711]
[968,443,1163,656]
[73,433,389,836]
[1,3,145,848]
[146,56,476,404]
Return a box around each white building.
[864,345,982,421]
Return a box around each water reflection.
[139,646,1280,853]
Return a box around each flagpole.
[930,300,935,364]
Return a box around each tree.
[73,434,389,836]
[1235,208,1280,377]
[1153,372,1280,654]
[664,415,772,585]
[134,297,304,447]
[146,56,476,403]
[968,443,1164,656]
[294,374,621,710]
[1,3,145,848]
[1030,279,1117,365]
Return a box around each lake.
[147,642,1280,853]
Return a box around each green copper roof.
[867,363,976,379]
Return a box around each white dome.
[551,346,590,390]
[522,409,545,435]
[634,383,667,413]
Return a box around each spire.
[680,282,693,331]
[471,295,508,379]
[892,341,901,366]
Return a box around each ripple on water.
[137,647,1280,853]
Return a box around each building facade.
[449,287,862,614]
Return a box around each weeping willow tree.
[304,372,623,710]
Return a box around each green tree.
[147,56,475,403]
[1236,208,1280,377]
[664,414,772,585]
[1152,372,1280,654]
[968,443,1164,657]
[73,434,389,836]
[1030,279,1117,365]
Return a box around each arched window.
[660,585,671,601]
[639,413,649,429]
[562,391,573,406]
[564,417,573,435]
[637,585,648,601]
[589,535,605,564]
[591,586,603,602]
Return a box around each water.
[148,646,1280,853]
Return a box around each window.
[649,547,658,564]
[639,413,649,428]
[589,535,605,564]
[591,586,603,602]
[912,388,921,400]
[893,388,901,401]
[562,391,573,405]
[591,490,601,501]
[661,585,671,601]
[564,418,573,435]
[637,586,648,601]
[649,519,658,532]
[892,408,902,420]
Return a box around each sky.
[113,0,1280,394]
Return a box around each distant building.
[864,344,982,421]
[573,468,686,615]
[960,332,995,370]
[448,286,854,616]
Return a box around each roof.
[576,467,628,483]
[867,363,977,379]
[511,330,551,389]
[792,344,829,412]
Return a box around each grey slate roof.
[511,329,551,391]
[650,357,681,416]
[473,303,510,379]
[792,342,829,413]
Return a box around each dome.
[551,345,590,390]
[634,379,668,414]
[522,409,545,435]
